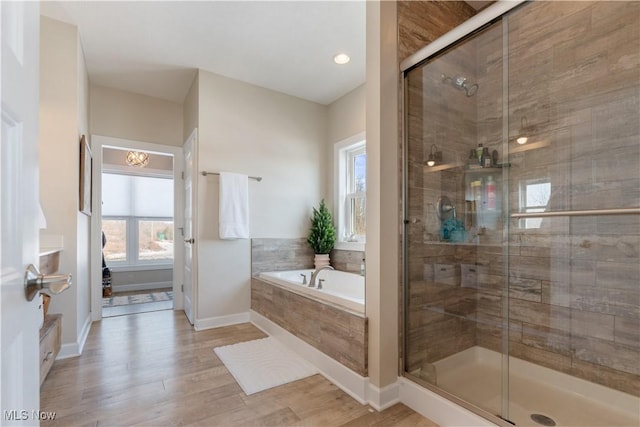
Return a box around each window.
[335,133,366,249]
[519,180,551,229]
[102,173,174,266]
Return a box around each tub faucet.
[309,265,334,288]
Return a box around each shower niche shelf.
[464,167,502,232]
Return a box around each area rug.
[213,337,317,395]
[102,291,173,307]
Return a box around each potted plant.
[307,199,336,269]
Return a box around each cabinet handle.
[43,351,53,362]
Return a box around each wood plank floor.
[40,310,438,427]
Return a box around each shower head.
[441,74,479,97]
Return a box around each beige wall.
[90,84,184,146]
[327,84,366,145]
[366,0,399,389]
[195,69,327,323]
[326,84,366,212]
[39,16,91,352]
[76,27,91,343]
[183,73,199,141]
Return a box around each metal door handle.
[24,264,72,301]
[184,238,195,244]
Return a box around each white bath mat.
[213,337,317,395]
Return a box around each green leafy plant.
[307,199,336,254]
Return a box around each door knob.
[184,238,195,244]
[24,264,72,301]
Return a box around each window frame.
[101,171,175,268]
[518,178,551,230]
[103,216,174,267]
[334,132,366,251]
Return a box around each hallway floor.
[102,289,173,318]
[41,310,438,427]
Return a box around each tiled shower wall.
[399,0,478,374]
[403,0,640,396]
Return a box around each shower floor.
[421,346,639,426]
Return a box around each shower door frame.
[400,1,524,426]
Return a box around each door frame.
[90,135,185,321]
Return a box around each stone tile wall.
[251,238,314,275]
[330,249,365,274]
[251,238,364,275]
[401,0,640,396]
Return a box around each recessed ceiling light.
[333,53,350,65]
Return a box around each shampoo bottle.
[486,176,496,210]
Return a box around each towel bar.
[510,207,640,218]
[201,171,262,182]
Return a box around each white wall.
[90,84,184,147]
[195,69,327,324]
[39,16,91,353]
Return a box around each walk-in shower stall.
[402,1,639,426]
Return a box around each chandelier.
[126,151,149,167]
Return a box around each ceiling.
[40,1,490,106]
[41,1,366,106]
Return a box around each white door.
[182,130,198,325]
[1,1,42,424]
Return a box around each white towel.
[219,172,249,239]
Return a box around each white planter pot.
[314,254,330,269]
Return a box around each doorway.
[90,136,184,321]
[101,146,174,317]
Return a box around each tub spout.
[310,265,334,288]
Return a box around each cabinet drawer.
[40,314,61,386]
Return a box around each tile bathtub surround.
[251,238,364,275]
[251,238,314,276]
[251,277,368,376]
[330,249,365,274]
[402,1,640,397]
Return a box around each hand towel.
[219,172,249,239]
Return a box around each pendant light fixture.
[126,151,150,167]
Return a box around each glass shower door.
[404,2,640,426]
[504,2,640,426]
[403,19,512,421]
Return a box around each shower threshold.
[417,346,639,427]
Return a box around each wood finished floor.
[40,310,438,427]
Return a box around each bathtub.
[258,268,364,314]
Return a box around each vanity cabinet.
[40,313,61,386]
[38,248,63,386]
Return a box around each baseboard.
[57,314,92,360]
[250,310,369,405]
[194,311,250,331]
[111,281,172,293]
[367,381,400,411]
[77,314,92,355]
[398,377,497,427]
